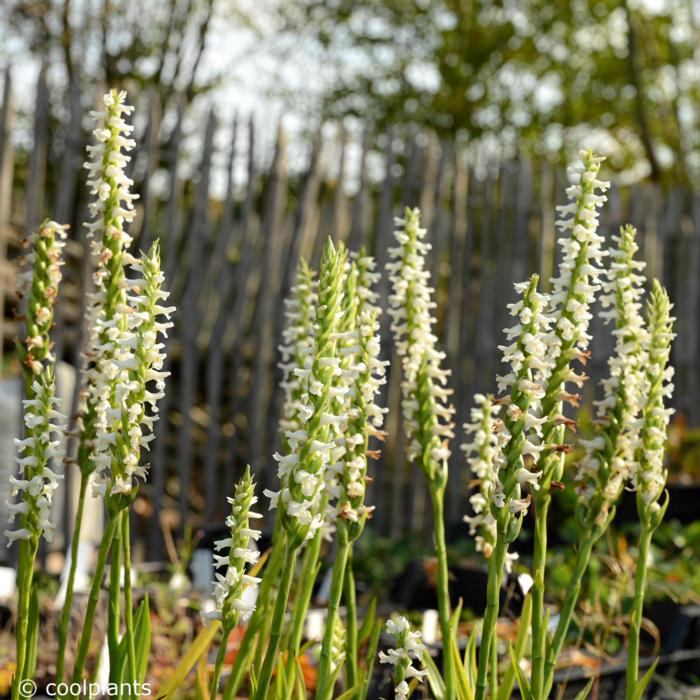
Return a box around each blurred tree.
[0,0,255,113]
[283,0,700,184]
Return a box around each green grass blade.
[633,657,659,700]
[423,648,446,700]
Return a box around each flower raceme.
[93,243,174,498]
[16,221,68,376]
[539,150,610,479]
[206,466,263,626]
[278,260,316,440]
[336,263,387,538]
[461,394,502,561]
[633,281,675,525]
[387,207,455,486]
[267,239,347,547]
[379,615,427,700]
[577,225,648,522]
[493,275,552,515]
[79,89,138,482]
[5,369,66,546]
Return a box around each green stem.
[211,623,233,699]
[490,626,498,698]
[317,534,351,700]
[625,525,653,700]
[543,534,595,697]
[344,551,359,691]
[122,511,137,686]
[12,538,38,700]
[222,614,259,700]
[108,520,122,680]
[252,543,297,700]
[71,516,118,688]
[251,531,287,678]
[286,529,322,657]
[475,534,506,700]
[430,488,455,700]
[56,472,88,684]
[531,491,551,700]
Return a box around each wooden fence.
[1,70,699,559]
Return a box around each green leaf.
[335,685,363,700]
[572,676,595,700]
[357,597,377,647]
[133,595,151,685]
[463,631,478,688]
[359,620,382,700]
[451,635,474,700]
[422,649,446,700]
[508,643,533,700]
[633,657,660,700]
[497,593,532,700]
[293,657,307,699]
[113,635,127,686]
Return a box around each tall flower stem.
[475,528,506,700]
[222,531,286,700]
[344,551,359,690]
[56,472,89,684]
[286,530,322,656]
[252,531,286,672]
[252,544,297,700]
[12,538,38,700]
[107,521,122,676]
[210,622,234,700]
[317,530,351,699]
[430,487,455,700]
[530,490,551,698]
[625,525,653,699]
[543,534,595,696]
[122,511,137,683]
[71,516,118,688]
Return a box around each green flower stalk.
[387,207,456,699]
[256,239,346,700]
[543,225,648,694]
[206,466,263,697]
[220,261,317,700]
[67,91,174,692]
[378,616,427,700]
[530,150,609,697]
[472,275,552,700]
[317,259,387,699]
[625,281,675,700]
[9,219,67,700]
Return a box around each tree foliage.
[284,0,700,183]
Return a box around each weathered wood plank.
[0,69,15,367]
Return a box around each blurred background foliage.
[4,0,700,185]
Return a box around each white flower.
[207,467,262,626]
[631,282,675,522]
[379,615,427,699]
[5,371,65,546]
[577,226,648,508]
[387,208,455,483]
